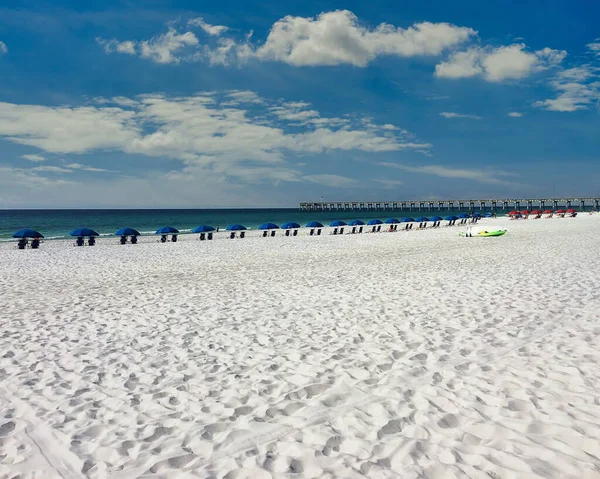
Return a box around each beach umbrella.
[556,209,566,214]
[226,224,247,231]
[258,222,280,230]
[566,208,576,213]
[348,220,365,226]
[306,221,324,228]
[384,218,400,224]
[115,227,140,236]
[444,216,459,221]
[367,219,383,225]
[531,210,542,215]
[156,226,179,235]
[12,229,44,239]
[429,216,443,221]
[329,220,347,227]
[414,216,429,222]
[508,211,520,215]
[543,210,553,214]
[192,225,215,233]
[401,217,415,223]
[457,213,469,219]
[70,228,99,237]
[281,222,301,229]
[520,210,530,215]
[472,213,482,218]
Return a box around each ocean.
[0,207,586,241]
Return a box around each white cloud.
[379,162,519,185]
[252,11,475,67]
[587,42,600,54]
[303,174,358,188]
[31,165,73,173]
[374,178,403,188]
[534,66,600,112]
[21,154,45,162]
[508,112,523,117]
[188,17,229,36]
[435,44,566,82]
[0,93,428,189]
[97,29,199,64]
[65,163,111,172]
[0,41,7,54]
[440,112,481,119]
[100,11,475,67]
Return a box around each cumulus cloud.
[440,112,481,119]
[99,10,475,67]
[0,92,428,188]
[0,41,7,54]
[21,154,45,162]
[435,44,566,82]
[508,112,523,117]
[587,42,600,54]
[379,162,519,185]
[534,66,600,112]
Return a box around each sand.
[1,215,599,479]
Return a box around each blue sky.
[0,0,599,208]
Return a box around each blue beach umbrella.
[70,228,99,237]
[348,219,365,226]
[192,225,216,233]
[429,216,443,221]
[156,226,179,235]
[444,216,459,221]
[258,222,280,230]
[306,221,324,228]
[115,227,141,236]
[384,218,400,224]
[414,217,429,222]
[367,219,383,225]
[401,217,415,223]
[12,229,44,239]
[226,224,247,231]
[329,220,347,227]
[457,213,469,219]
[472,213,482,218]
[281,222,301,229]
[484,212,493,217]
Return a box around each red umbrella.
[543,209,553,214]
[508,210,520,215]
[566,208,576,213]
[520,210,530,215]
[556,209,566,213]
[531,210,542,214]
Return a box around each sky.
[0,0,599,208]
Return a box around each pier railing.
[299,197,600,212]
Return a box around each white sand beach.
[1,215,600,479]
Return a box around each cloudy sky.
[1,0,599,208]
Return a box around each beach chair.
[351,226,356,234]
[339,227,345,234]
[293,229,298,236]
[88,237,96,246]
[271,230,276,237]
[31,238,40,249]
[285,230,290,236]
[171,234,178,242]
[317,229,322,235]
[120,235,127,244]
[358,226,363,233]
[376,225,382,232]
[17,239,27,249]
[371,226,376,233]
[200,233,206,241]
[131,235,138,244]
[262,231,268,237]
[332,228,338,235]
[207,233,213,240]
[229,232,236,239]
[240,232,245,238]
[160,235,167,243]
[75,237,84,246]
[309,229,315,236]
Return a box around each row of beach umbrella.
[508,209,576,216]
[11,213,492,241]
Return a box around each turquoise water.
[0,207,586,241]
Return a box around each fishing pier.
[299,197,600,212]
